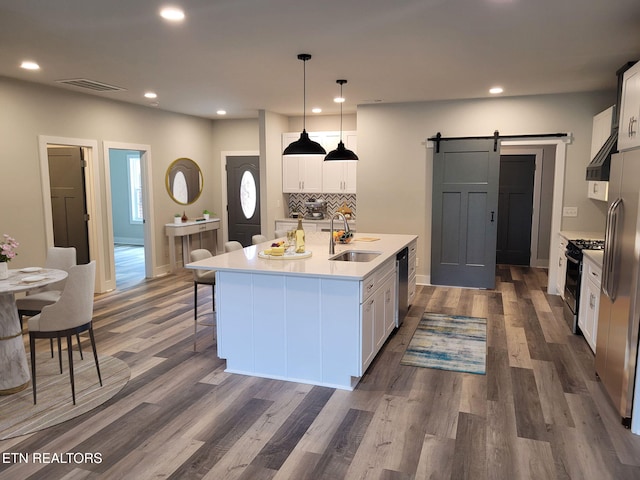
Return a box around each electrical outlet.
[563,206,578,217]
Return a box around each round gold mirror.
[165,158,203,205]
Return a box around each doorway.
[108,149,146,289]
[496,154,536,265]
[103,141,155,292]
[225,155,261,246]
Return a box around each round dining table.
[0,267,68,395]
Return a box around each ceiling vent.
[56,78,125,92]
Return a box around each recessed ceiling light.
[21,61,40,70]
[160,7,185,21]
[144,92,158,99]
[216,110,227,115]
[333,96,345,103]
[489,86,504,94]
[311,107,322,114]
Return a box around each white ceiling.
[1,0,639,119]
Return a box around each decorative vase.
[181,211,188,223]
[0,262,8,280]
[174,216,181,225]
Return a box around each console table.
[165,218,220,271]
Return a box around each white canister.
[174,216,182,224]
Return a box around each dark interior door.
[496,154,536,265]
[226,155,261,247]
[48,146,90,264]
[431,139,500,289]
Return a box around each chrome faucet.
[329,212,350,254]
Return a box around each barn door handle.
[490,211,495,222]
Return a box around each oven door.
[563,250,581,333]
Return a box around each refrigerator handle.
[602,198,622,300]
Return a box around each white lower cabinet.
[408,239,417,307]
[556,236,568,298]
[578,254,602,353]
[360,260,397,373]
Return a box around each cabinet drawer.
[408,274,417,305]
[361,258,396,302]
[584,260,602,287]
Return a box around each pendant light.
[283,54,326,156]
[325,79,358,161]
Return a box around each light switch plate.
[563,206,578,217]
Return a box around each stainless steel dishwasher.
[396,247,409,326]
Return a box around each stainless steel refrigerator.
[595,149,640,429]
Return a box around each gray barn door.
[431,139,500,288]
[48,146,90,264]
[497,154,536,265]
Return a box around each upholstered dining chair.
[224,241,243,252]
[17,246,77,319]
[28,261,101,405]
[251,234,268,245]
[16,246,83,358]
[274,229,288,239]
[190,249,216,351]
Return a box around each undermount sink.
[329,250,382,262]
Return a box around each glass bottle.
[295,218,305,253]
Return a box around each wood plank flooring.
[2,265,640,479]
[114,244,145,290]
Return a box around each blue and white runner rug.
[401,312,487,375]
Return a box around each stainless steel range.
[563,239,605,334]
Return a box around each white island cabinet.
[187,232,416,390]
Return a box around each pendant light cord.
[302,57,306,131]
[339,82,343,142]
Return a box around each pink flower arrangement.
[0,234,19,262]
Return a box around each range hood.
[586,127,617,181]
[586,62,636,181]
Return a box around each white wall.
[0,76,248,274]
[0,75,615,286]
[356,91,615,282]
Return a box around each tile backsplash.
[288,193,356,218]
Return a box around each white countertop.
[583,249,604,267]
[187,232,416,280]
[560,230,605,241]
[165,217,220,228]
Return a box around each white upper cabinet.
[618,61,640,151]
[588,106,613,201]
[282,131,357,194]
[282,133,323,193]
[322,132,357,193]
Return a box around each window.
[127,153,143,224]
[240,170,257,219]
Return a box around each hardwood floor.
[114,244,145,290]
[2,265,640,479]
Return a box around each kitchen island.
[187,232,417,390]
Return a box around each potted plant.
[174,213,182,224]
[203,209,211,220]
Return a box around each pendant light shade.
[283,54,326,156]
[325,79,358,161]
